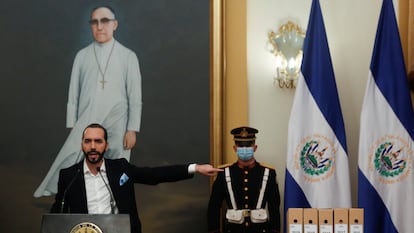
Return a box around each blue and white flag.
[358,0,414,232]
[284,0,351,222]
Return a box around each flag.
[284,0,351,226]
[358,0,414,232]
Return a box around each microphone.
[97,167,117,214]
[61,168,81,213]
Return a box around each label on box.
[334,223,348,233]
[289,224,303,233]
[304,224,317,233]
[320,224,333,233]
[349,224,363,233]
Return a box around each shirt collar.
[236,160,257,170]
[83,159,107,175]
[94,38,115,47]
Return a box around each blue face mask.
[236,147,254,161]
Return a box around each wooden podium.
[40,213,130,233]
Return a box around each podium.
[41,213,131,233]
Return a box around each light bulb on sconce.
[268,21,305,88]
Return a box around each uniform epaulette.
[218,163,232,169]
[259,162,275,170]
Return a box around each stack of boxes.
[287,208,364,233]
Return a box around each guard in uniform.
[207,127,281,233]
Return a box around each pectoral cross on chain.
[94,41,116,90]
[100,79,107,89]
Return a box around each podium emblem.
[70,222,103,233]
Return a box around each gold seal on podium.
[70,222,103,233]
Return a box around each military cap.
[230,126,258,142]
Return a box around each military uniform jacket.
[207,162,281,233]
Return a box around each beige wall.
[220,0,410,223]
[399,0,414,71]
[246,0,387,210]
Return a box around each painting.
[0,1,215,232]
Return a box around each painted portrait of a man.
[0,1,210,233]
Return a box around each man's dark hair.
[83,123,108,141]
[91,5,116,18]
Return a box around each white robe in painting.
[34,38,142,197]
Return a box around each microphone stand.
[97,167,117,214]
[60,169,81,213]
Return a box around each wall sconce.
[268,21,305,88]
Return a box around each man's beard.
[83,149,105,164]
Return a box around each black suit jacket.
[51,158,194,233]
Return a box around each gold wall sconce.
[268,21,305,88]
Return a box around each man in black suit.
[51,123,221,233]
[207,126,281,233]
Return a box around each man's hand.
[124,130,137,149]
[195,164,223,176]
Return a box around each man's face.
[82,127,108,164]
[90,7,118,43]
